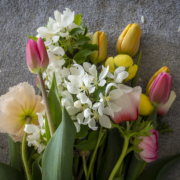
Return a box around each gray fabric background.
[0,0,180,179]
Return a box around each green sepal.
[73,14,82,26]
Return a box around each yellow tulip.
[89,31,107,65]
[146,66,170,95]
[139,94,154,116]
[116,23,142,57]
[105,57,115,73]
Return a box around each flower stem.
[108,136,129,180]
[38,73,55,136]
[87,126,103,180]
[22,117,32,180]
[82,155,88,179]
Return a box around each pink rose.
[138,129,159,163]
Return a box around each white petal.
[54,10,62,22]
[115,72,129,83]
[109,89,124,100]
[62,91,73,102]
[103,107,114,117]
[61,8,74,27]
[118,84,133,93]
[52,36,60,43]
[67,106,80,115]
[77,113,84,124]
[77,93,90,104]
[71,64,85,76]
[107,72,114,79]
[114,67,125,79]
[83,62,92,73]
[88,118,98,130]
[89,65,97,77]
[88,86,96,93]
[74,122,80,132]
[24,124,40,134]
[99,115,112,128]
[59,32,69,37]
[99,65,109,81]
[52,47,65,56]
[105,83,118,95]
[98,79,106,86]
[84,108,91,118]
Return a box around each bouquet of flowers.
[0,8,179,180]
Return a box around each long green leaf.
[126,154,146,180]
[137,154,180,180]
[96,128,124,180]
[42,107,76,180]
[45,114,51,143]
[0,162,24,180]
[131,51,142,87]
[32,154,42,180]
[8,136,23,172]
[48,73,62,129]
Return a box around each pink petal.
[157,91,176,117]
[37,37,49,72]
[112,86,142,123]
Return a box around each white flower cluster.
[44,60,129,132]
[24,110,46,153]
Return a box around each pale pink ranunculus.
[111,86,142,124]
[138,129,159,163]
[0,82,44,142]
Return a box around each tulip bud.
[146,66,170,95]
[157,91,176,117]
[139,94,154,116]
[105,54,138,81]
[89,31,107,65]
[138,129,159,163]
[116,23,142,57]
[26,38,49,74]
[149,72,172,106]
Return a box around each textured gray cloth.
[0,0,180,179]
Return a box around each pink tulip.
[26,38,49,74]
[149,72,172,106]
[138,129,159,163]
[111,86,142,124]
[157,91,176,117]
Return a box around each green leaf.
[27,34,38,41]
[48,73,62,129]
[84,25,88,35]
[113,176,124,180]
[32,154,42,180]
[0,162,24,180]
[70,28,83,36]
[126,154,146,180]
[73,14,82,26]
[131,51,142,87]
[76,124,89,139]
[75,130,107,150]
[42,107,76,180]
[79,44,98,51]
[92,86,106,101]
[96,128,124,180]
[8,136,23,172]
[137,154,180,180]
[73,49,93,64]
[76,36,90,45]
[45,114,51,143]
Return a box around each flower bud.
[74,100,82,109]
[26,38,49,74]
[157,91,176,117]
[146,66,170,95]
[89,31,107,65]
[116,23,142,57]
[138,129,159,163]
[149,72,172,106]
[105,54,138,81]
[139,94,154,116]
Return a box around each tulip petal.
[157,91,176,117]
[112,86,141,123]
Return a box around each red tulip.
[111,86,142,124]
[26,38,49,74]
[149,72,172,106]
[138,129,159,163]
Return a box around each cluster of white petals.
[24,110,46,153]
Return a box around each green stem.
[126,121,130,131]
[74,156,79,176]
[28,148,35,163]
[22,117,32,180]
[108,136,129,180]
[38,73,55,136]
[82,156,88,179]
[87,127,103,180]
